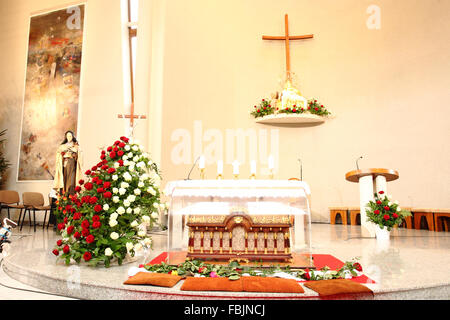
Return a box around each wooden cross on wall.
[118,103,147,137]
[262,14,314,81]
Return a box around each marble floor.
[1,223,449,300]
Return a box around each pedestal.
[346,168,399,238]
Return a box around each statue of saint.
[53,131,82,195]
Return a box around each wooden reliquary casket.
[186,210,294,262]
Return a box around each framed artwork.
[17,4,85,181]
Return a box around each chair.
[20,192,51,232]
[349,207,361,225]
[412,208,435,231]
[329,207,348,225]
[433,210,450,232]
[0,190,25,222]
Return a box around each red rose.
[376,200,382,205]
[89,196,98,204]
[113,147,119,152]
[114,140,120,145]
[353,263,362,272]
[73,212,81,220]
[304,268,311,280]
[100,154,106,160]
[293,109,297,112]
[122,137,129,143]
[120,136,127,141]
[81,219,90,229]
[314,107,319,111]
[57,240,63,246]
[58,223,65,231]
[63,217,68,224]
[92,215,100,222]
[63,245,70,254]
[92,221,101,229]
[103,182,111,189]
[383,214,390,220]
[103,191,112,199]
[67,225,74,235]
[79,179,84,185]
[97,162,103,168]
[118,160,124,166]
[101,165,108,170]
[84,182,93,190]
[393,213,398,218]
[107,168,116,174]
[257,109,260,113]
[86,235,95,244]
[102,159,108,164]
[85,170,91,175]
[374,210,380,215]
[97,188,105,194]
[74,232,81,239]
[92,166,98,171]
[119,142,125,148]
[117,150,124,157]
[95,179,103,185]
[107,146,113,152]
[379,191,384,194]
[81,228,90,237]
[83,252,92,262]
[384,206,390,211]
[52,249,59,256]
[110,151,116,159]
[75,186,81,193]
[94,205,102,213]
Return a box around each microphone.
[356,156,363,170]
[297,158,303,181]
[185,156,201,180]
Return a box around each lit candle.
[232,160,240,175]
[217,160,223,175]
[268,155,274,170]
[198,155,205,169]
[250,160,256,175]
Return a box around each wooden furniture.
[186,212,294,262]
[329,207,348,225]
[348,207,361,225]
[411,209,435,231]
[434,210,450,232]
[345,168,399,237]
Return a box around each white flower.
[131,220,139,228]
[129,164,135,172]
[123,172,132,181]
[110,232,119,240]
[142,152,149,159]
[125,145,131,151]
[112,196,120,203]
[117,206,125,215]
[126,242,134,251]
[394,200,399,205]
[134,207,141,214]
[140,173,149,181]
[112,174,118,181]
[105,248,113,256]
[133,155,139,162]
[123,199,131,207]
[128,195,136,202]
[142,215,150,223]
[147,187,156,196]
[134,189,141,195]
[136,161,145,169]
[123,155,128,161]
[127,152,133,158]
[110,212,118,220]
[138,181,145,188]
[120,182,129,189]
[388,201,392,206]
[144,238,152,246]
[119,188,126,195]
[151,211,159,219]
[123,159,129,166]
[114,162,119,169]
[109,219,118,227]
[134,243,143,251]
[126,207,133,214]
[103,204,110,211]
[153,203,159,209]
[113,187,119,194]
[397,207,401,212]
[132,145,139,152]
[159,203,165,210]
[138,230,146,237]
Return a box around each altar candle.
[268,155,275,170]
[250,160,257,175]
[198,155,205,169]
[217,160,223,175]
[232,160,240,175]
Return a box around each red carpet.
[147,252,375,284]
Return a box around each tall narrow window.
[127,0,139,102]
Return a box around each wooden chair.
[20,192,51,232]
[398,207,413,229]
[433,209,450,232]
[349,207,361,225]
[412,208,434,231]
[329,207,348,225]
[0,190,25,222]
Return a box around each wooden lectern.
[345,168,399,237]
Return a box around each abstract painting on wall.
[18,4,85,181]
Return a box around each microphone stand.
[185,156,201,180]
[356,156,363,170]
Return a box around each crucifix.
[118,102,147,137]
[262,14,313,81]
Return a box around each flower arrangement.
[365,191,411,231]
[140,258,363,281]
[52,136,164,267]
[250,98,330,118]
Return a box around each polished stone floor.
[1,223,449,299]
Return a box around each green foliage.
[250,99,276,118]
[366,192,411,231]
[251,98,331,118]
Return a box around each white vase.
[375,225,390,252]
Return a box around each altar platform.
[2,223,449,300]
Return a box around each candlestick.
[250,160,256,175]
[200,168,205,180]
[217,160,223,180]
[198,155,205,169]
[268,155,274,170]
[232,160,240,179]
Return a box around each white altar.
[164,179,312,265]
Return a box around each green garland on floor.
[143,258,363,281]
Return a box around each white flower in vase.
[131,220,139,228]
[134,189,141,195]
[112,187,119,194]
[109,219,118,227]
[110,232,119,240]
[105,248,113,256]
[117,207,126,215]
[112,196,120,203]
[126,207,133,214]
